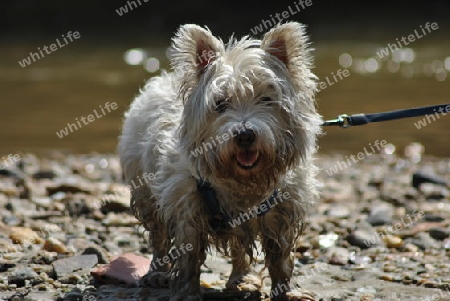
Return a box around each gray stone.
[411,232,440,250]
[8,267,40,287]
[327,247,350,265]
[326,205,350,219]
[347,229,383,249]
[428,228,449,241]
[82,246,109,264]
[367,202,393,226]
[52,255,98,278]
[2,214,21,226]
[26,291,58,301]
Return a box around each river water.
[1,40,449,157]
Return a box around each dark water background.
[1,1,449,157]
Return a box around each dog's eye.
[215,99,228,113]
[259,97,273,105]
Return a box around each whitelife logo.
[18,31,81,68]
[56,102,118,138]
[116,0,149,16]
[376,22,439,59]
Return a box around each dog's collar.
[196,179,279,233]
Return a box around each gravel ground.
[0,152,449,301]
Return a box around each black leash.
[322,103,449,128]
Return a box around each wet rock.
[424,214,444,222]
[6,199,37,216]
[26,291,58,301]
[31,197,52,208]
[411,232,440,250]
[67,238,92,252]
[47,182,92,196]
[31,251,58,265]
[9,227,44,245]
[318,233,339,249]
[326,205,350,219]
[8,267,40,287]
[100,184,130,213]
[0,262,15,272]
[419,183,447,200]
[52,255,98,278]
[91,253,150,286]
[327,247,349,265]
[428,228,449,241]
[82,246,109,264]
[347,229,382,249]
[43,237,68,253]
[0,168,21,178]
[32,170,56,180]
[102,213,139,226]
[367,202,393,226]
[412,172,448,188]
[2,215,21,226]
[382,235,403,248]
[62,290,84,301]
[349,253,372,265]
[0,182,19,196]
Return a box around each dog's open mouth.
[236,150,259,169]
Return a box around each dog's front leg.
[170,222,207,301]
[260,196,315,301]
[261,231,294,301]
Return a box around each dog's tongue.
[237,150,258,167]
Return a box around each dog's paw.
[139,271,169,288]
[285,289,316,301]
[226,274,261,291]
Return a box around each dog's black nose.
[235,129,256,148]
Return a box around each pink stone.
[91,253,150,286]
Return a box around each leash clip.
[322,114,352,128]
[337,114,352,128]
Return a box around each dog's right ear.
[171,24,224,80]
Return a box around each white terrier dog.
[119,22,322,300]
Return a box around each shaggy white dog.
[119,22,322,300]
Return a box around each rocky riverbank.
[0,152,449,301]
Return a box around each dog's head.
[172,22,322,193]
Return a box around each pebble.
[326,205,350,219]
[31,251,58,265]
[91,253,149,286]
[2,215,21,227]
[82,246,110,264]
[347,229,383,249]
[0,154,449,300]
[367,202,394,226]
[9,227,44,245]
[382,235,403,248]
[328,247,350,265]
[32,170,56,180]
[412,232,441,250]
[428,227,449,240]
[52,255,98,278]
[318,233,339,249]
[8,267,40,287]
[43,237,68,253]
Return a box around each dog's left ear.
[261,22,314,84]
[171,24,224,80]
